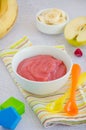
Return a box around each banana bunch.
[0,0,18,39]
[38,8,66,25]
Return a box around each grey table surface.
[0,0,86,130]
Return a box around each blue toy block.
[0,107,21,130]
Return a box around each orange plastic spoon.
[64,64,81,116]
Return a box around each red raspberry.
[74,48,83,57]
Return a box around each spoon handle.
[70,64,81,100]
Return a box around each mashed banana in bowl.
[36,8,69,34]
[37,8,67,25]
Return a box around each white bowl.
[12,46,72,95]
[36,8,69,34]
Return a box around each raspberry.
[74,48,83,57]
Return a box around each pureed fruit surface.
[17,55,67,82]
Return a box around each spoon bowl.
[46,91,69,113]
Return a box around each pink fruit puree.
[17,55,67,82]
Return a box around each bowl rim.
[12,45,73,84]
[36,8,69,27]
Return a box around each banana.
[0,0,18,39]
[56,17,66,24]
[60,10,66,18]
[38,8,66,25]
[44,9,61,25]
[0,0,8,16]
[38,15,46,24]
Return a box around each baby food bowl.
[12,46,72,96]
[36,8,69,34]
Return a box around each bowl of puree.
[12,46,72,95]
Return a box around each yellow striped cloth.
[1,36,86,128]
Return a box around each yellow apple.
[64,16,86,46]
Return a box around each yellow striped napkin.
[1,36,86,128]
